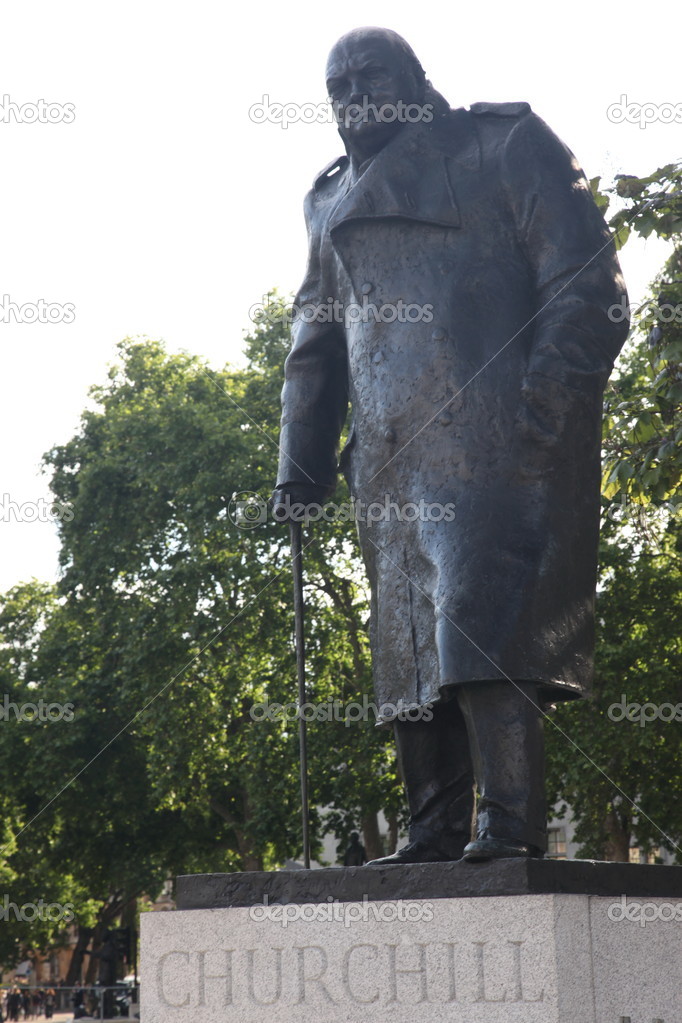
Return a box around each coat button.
[439,413,452,426]
[432,327,446,341]
[361,282,373,295]
[383,427,396,442]
[373,351,382,363]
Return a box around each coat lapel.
[328,110,477,234]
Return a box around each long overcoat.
[277,102,628,718]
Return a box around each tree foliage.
[594,162,682,509]
[546,164,682,861]
[0,298,404,968]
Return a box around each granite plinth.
[176,857,682,909]
[141,861,682,1022]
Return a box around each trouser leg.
[456,680,547,852]
[393,698,475,857]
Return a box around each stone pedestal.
[141,859,682,1022]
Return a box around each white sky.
[0,0,679,592]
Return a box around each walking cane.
[290,520,311,868]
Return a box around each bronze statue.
[273,27,628,864]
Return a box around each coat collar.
[327,108,479,234]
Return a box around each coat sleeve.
[500,111,629,442]
[276,188,349,496]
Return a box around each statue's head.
[326,27,427,160]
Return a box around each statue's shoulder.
[302,155,349,227]
[312,155,349,193]
[469,101,531,118]
[430,103,534,163]
[466,102,535,158]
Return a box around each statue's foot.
[366,838,466,865]
[461,837,545,862]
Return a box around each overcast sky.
[1,0,679,592]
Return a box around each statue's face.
[326,35,420,158]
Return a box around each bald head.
[325,27,428,161]
[326,27,426,89]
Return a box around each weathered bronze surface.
[274,27,628,862]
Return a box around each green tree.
[546,165,682,861]
[0,297,403,978]
[545,520,682,861]
[595,161,682,509]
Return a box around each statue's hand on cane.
[271,483,327,524]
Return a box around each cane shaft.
[290,521,311,869]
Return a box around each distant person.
[71,987,88,1019]
[83,930,117,1017]
[343,831,367,865]
[7,988,21,1022]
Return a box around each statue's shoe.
[366,839,466,865]
[462,837,544,862]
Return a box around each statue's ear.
[409,68,427,105]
